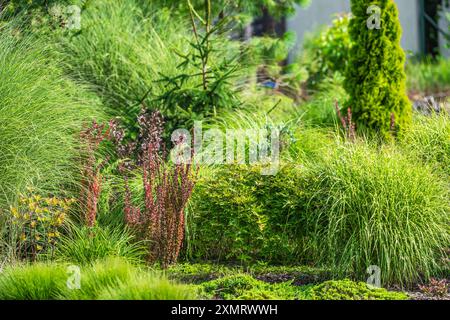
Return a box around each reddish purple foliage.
[112,109,197,268]
[79,121,110,227]
[335,100,356,141]
[419,278,449,297]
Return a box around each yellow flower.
[53,213,65,226]
[28,202,36,211]
[36,245,43,251]
[10,206,19,218]
[35,235,41,241]
[47,232,55,238]
[20,233,26,241]
[50,197,58,206]
[30,221,37,228]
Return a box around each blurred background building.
[286,0,450,58]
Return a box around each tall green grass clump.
[62,258,196,300]
[400,113,450,176]
[0,263,67,300]
[59,0,191,131]
[0,258,197,300]
[345,0,411,138]
[306,141,449,285]
[55,225,146,265]
[63,258,137,300]
[98,274,195,300]
[60,0,257,137]
[0,27,103,209]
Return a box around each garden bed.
[0,0,449,303]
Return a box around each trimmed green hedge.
[187,163,311,264]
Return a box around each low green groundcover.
[200,275,408,300]
[309,279,408,300]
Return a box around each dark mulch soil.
[407,292,450,301]
[392,279,450,301]
[253,272,330,286]
[168,263,332,286]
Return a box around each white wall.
[287,0,421,57]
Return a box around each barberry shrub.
[344,0,411,139]
[79,121,110,228]
[110,110,197,268]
